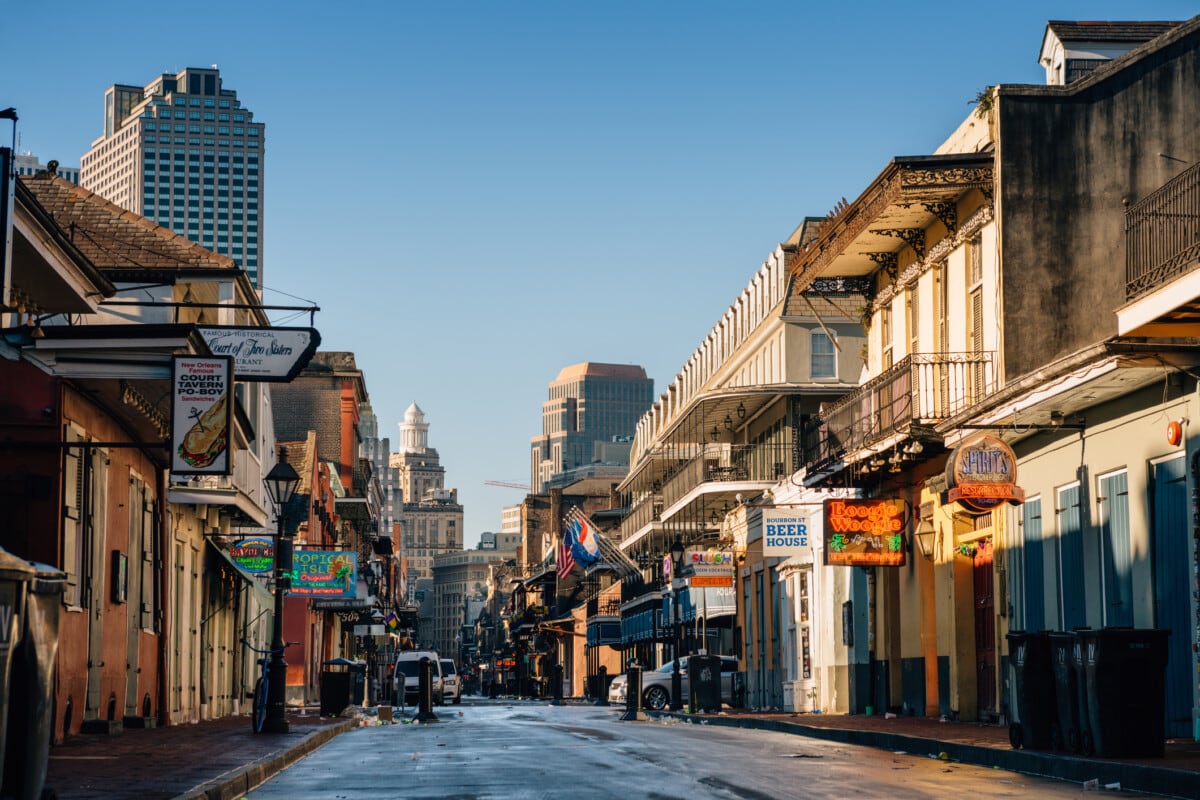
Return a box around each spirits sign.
[944,435,1025,514]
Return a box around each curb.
[653,713,1200,800]
[172,719,357,800]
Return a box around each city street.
[244,700,1151,799]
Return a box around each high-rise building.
[392,403,463,589]
[80,67,266,286]
[530,362,654,492]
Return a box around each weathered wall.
[996,24,1200,379]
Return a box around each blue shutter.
[1098,472,1133,627]
[1022,499,1045,630]
[1153,456,1190,738]
[1057,486,1087,630]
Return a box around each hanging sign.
[197,326,320,382]
[823,498,906,567]
[762,508,812,557]
[686,551,735,587]
[171,355,232,475]
[943,434,1025,514]
[287,549,358,598]
[230,538,274,574]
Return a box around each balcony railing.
[661,442,792,509]
[1127,161,1200,301]
[619,493,663,539]
[189,447,263,506]
[802,351,994,474]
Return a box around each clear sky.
[4,1,1196,546]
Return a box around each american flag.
[557,532,576,581]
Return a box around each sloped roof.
[1046,20,1181,44]
[18,173,236,272]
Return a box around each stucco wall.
[996,27,1200,379]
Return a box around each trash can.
[349,661,367,707]
[688,654,721,713]
[1005,630,1056,750]
[1078,627,1170,758]
[1048,630,1086,753]
[320,658,355,716]
[732,671,747,709]
[0,549,35,799]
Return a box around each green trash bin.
[1005,630,1056,750]
[1079,627,1170,758]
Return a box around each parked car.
[439,658,461,704]
[608,656,740,710]
[392,650,443,706]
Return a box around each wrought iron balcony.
[660,442,791,509]
[1127,161,1200,302]
[802,351,994,475]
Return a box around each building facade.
[14,153,79,183]
[392,403,463,588]
[791,18,1200,740]
[79,67,265,286]
[530,362,654,493]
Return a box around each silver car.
[608,656,739,710]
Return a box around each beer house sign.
[944,434,1025,514]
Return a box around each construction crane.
[484,480,530,491]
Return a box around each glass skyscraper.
[80,67,265,286]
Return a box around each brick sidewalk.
[45,711,350,800]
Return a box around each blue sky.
[4,2,1196,546]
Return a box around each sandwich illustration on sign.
[178,394,229,469]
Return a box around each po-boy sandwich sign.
[172,356,233,475]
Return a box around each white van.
[392,650,443,706]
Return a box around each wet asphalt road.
[244,699,1149,799]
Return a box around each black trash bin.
[688,655,721,713]
[1048,630,1087,753]
[1078,627,1170,758]
[320,658,356,716]
[1005,630,1056,750]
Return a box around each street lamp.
[262,447,300,734]
[669,536,685,712]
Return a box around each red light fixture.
[1167,420,1183,447]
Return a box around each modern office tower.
[529,362,654,493]
[393,403,463,585]
[80,67,265,286]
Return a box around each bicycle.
[241,638,296,733]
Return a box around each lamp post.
[262,447,300,734]
[669,536,685,712]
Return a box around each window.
[969,234,983,285]
[811,331,836,378]
[907,285,919,356]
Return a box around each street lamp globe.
[264,451,300,509]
